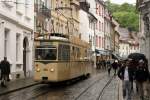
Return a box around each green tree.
[105,2,139,31]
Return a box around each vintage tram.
[34,35,92,83]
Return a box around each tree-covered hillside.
[105,1,139,31]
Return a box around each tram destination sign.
[40,42,54,46]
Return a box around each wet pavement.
[119,80,150,100]
[99,77,119,100]
[0,69,149,100]
[0,77,39,96]
[0,70,117,100]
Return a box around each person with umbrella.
[135,60,150,100]
[128,53,149,91]
[128,53,147,62]
[118,59,135,100]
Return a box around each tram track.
[96,76,114,100]
[0,72,109,100]
[28,72,108,100]
[74,76,114,100]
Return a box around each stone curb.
[0,82,40,96]
[118,79,123,100]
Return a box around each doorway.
[23,37,29,77]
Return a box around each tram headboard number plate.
[42,77,48,80]
[43,68,48,71]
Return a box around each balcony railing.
[80,0,90,12]
[34,3,51,18]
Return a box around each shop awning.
[95,49,107,55]
[112,53,121,60]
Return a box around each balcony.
[34,3,51,18]
[79,0,90,12]
[70,0,79,7]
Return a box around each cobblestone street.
[0,0,150,100]
[0,69,149,100]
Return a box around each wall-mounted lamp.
[0,21,4,25]
[0,21,4,24]
[36,24,41,33]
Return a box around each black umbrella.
[128,53,146,61]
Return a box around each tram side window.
[71,46,75,60]
[84,50,88,60]
[76,47,81,60]
[58,44,70,60]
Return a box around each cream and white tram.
[34,36,92,83]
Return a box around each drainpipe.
[94,21,97,68]
[104,7,106,59]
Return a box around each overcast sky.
[104,0,136,4]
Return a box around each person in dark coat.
[0,57,10,87]
[0,63,1,80]
[118,59,134,100]
[135,60,150,100]
[107,60,111,76]
[111,60,118,75]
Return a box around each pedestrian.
[111,60,118,76]
[135,60,150,100]
[108,65,111,76]
[0,57,10,87]
[0,62,1,80]
[117,59,134,100]
[107,60,111,76]
[128,59,136,91]
[96,60,99,69]
[103,60,106,70]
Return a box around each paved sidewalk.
[0,77,39,96]
[118,80,150,100]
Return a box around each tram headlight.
[36,68,40,72]
[50,68,54,72]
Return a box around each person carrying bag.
[0,57,10,87]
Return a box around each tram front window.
[35,47,57,60]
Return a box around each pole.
[0,20,5,59]
[94,21,97,68]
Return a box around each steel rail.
[96,76,114,100]
[74,76,114,100]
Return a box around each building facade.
[104,7,112,59]
[50,0,80,38]
[34,0,51,39]
[118,28,140,58]
[95,0,105,57]
[79,1,90,43]
[79,0,97,67]
[0,0,34,79]
[110,18,120,59]
[137,0,150,68]
[119,40,130,58]
[79,0,119,67]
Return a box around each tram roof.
[35,36,90,48]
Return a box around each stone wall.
[139,0,150,69]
